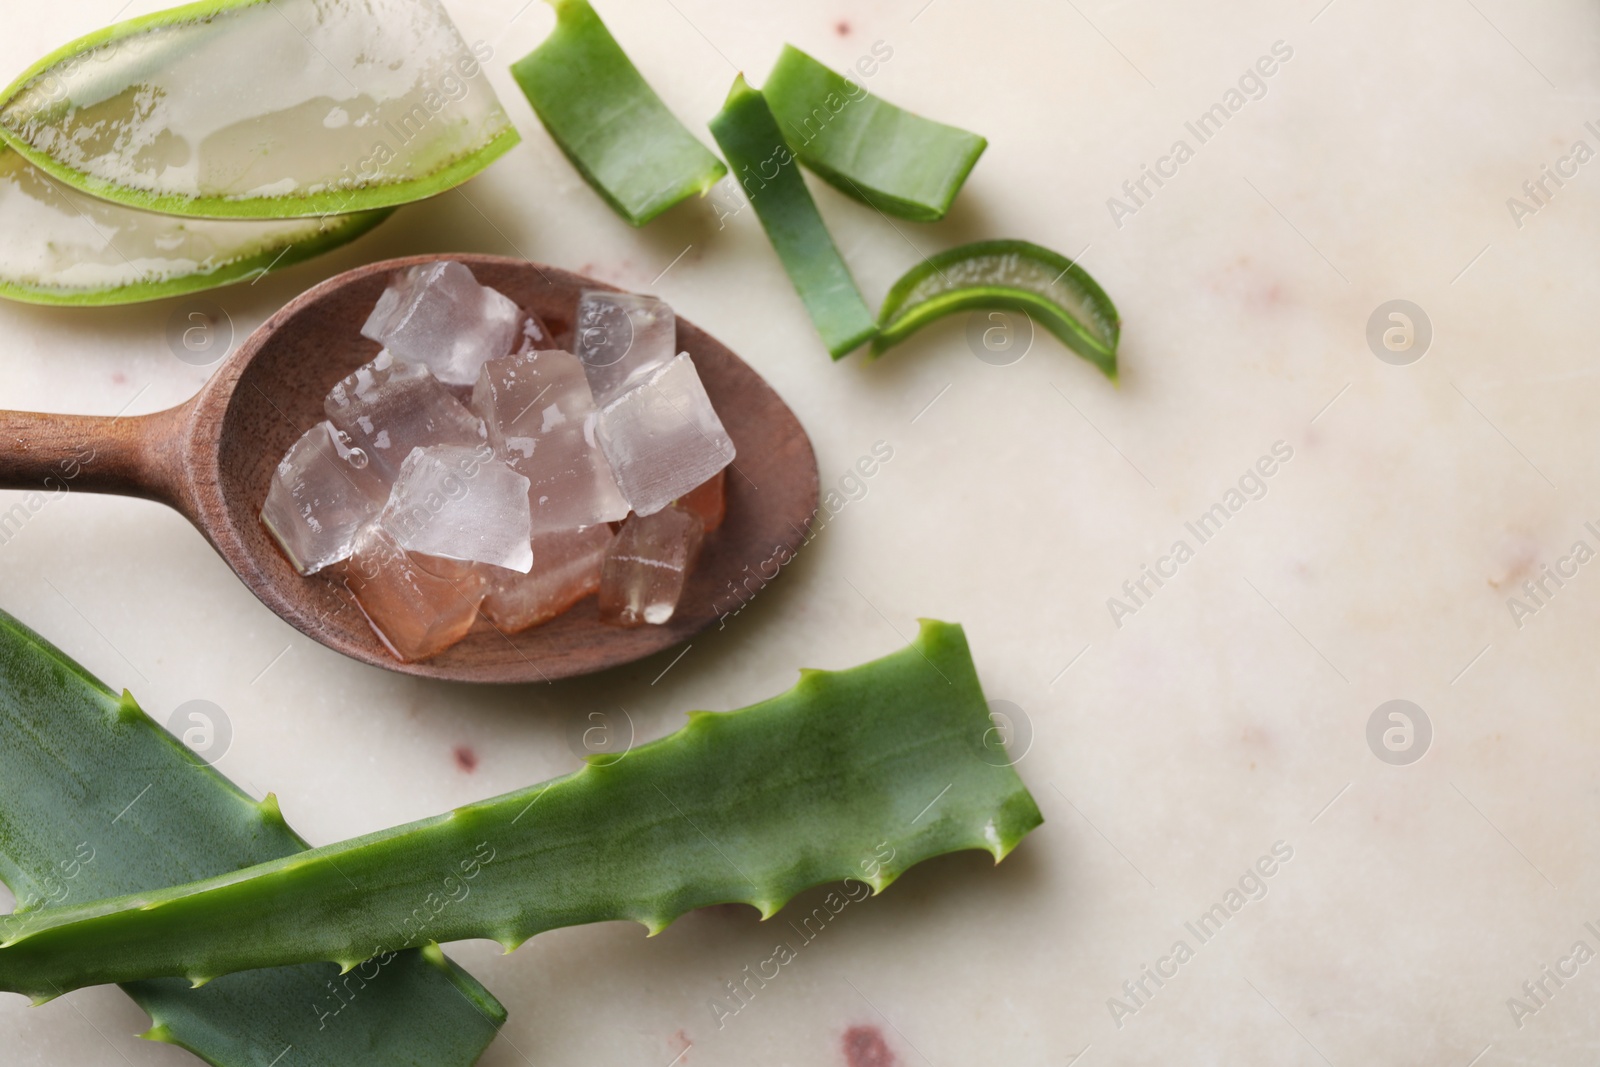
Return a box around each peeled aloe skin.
[0,620,1040,997]
[511,0,727,226]
[0,609,505,1066]
[763,45,986,223]
[0,0,519,219]
[0,145,391,305]
[874,238,1122,380]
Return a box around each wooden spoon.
[0,255,820,682]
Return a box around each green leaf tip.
[114,688,144,725]
[0,618,1041,997]
[725,73,755,105]
[137,1022,176,1044]
[255,792,285,825]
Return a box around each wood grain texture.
[0,255,821,682]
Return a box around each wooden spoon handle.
[0,406,186,506]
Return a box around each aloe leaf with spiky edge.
[0,619,1040,998]
[0,608,505,1066]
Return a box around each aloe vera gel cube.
[362,262,524,386]
[260,420,390,574]
[598,353,735,516]
[573,290,677,405]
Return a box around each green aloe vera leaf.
[0,146,391,306]
[708,75,877,358]
[0,0,519,220]
[509,0,727,226]
[762,45,986,223]
[0,608,506,1065]
[872,238,1121,380]
[0,619,1041,997]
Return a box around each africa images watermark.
[714,440,894,627]
[1107,40,1295,229]
[1107,841,1295,1029]
[708,41,895,229]
[315,39,497,221]
[1503,521,1600,630]
[1504,921,1600,1030]
[1506,120,1600,230]
[706,841,898,1030]
[1105,441,1295,627]
[0,443,96,548]
[311,841,496,1030]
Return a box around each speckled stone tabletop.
[5,0,1600,1063]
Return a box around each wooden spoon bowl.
[0,255,820,682]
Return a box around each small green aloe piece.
[763,45,986,222]
[873,239,1121,380]
[708,75,877,359]
[510,0,727,226]
[0,146,391,306]
[0,0,519,219]
[0,608,506,1066]
[0,619,1040,998]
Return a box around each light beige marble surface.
[5,0,1600,1063]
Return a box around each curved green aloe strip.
[0,0,518,219]
[0,146,391,306]
[873,239,1121,380]
[763,45,986,223]
[0,620,1039,998]
[0,608,505,1065]
[510,0,727,226]
[708,75,877,359]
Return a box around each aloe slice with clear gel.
[0,0,519,219]
[0,146,391,305]
[763,44,986,222]
[873,239,1121,380]
[510,0,726,226]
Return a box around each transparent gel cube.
[260,420,390,575]
[572,290,676,406]
[361,261,523,386]
[471,348,629,531]
[597,353,735,516]
[336,525,488,662]
[598,507,705,627]
[324,350,485,481]
[481,525,615,633]
[379,444,534,573]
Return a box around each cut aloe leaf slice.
[708,75,877,359]
[0,0,519,219]
[510,0,727,226]
[763,45,986,223]
[873,239,1121,380]
[0,146,391,306]
[0,608,505,1065]
[0,620,1041,996]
